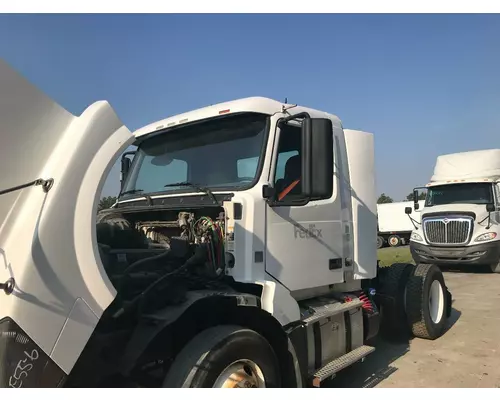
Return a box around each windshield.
[121,113,269,197]
[425,182,493,206]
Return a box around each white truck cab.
[0,59,452,388]
[408,149,500,273]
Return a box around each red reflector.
[219,109,230,114]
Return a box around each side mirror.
[413,189,420,209]
[405,207,412,215]
[301,118,333,199]
[120,151,135,191]
[486,203,495,213]
[262,184,276,200]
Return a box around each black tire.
[378,263,414,338]
[489,262,500,273]
[405,264,448,340]
[377,236,384,249]
[387,235,401,247]
[163,325,281,388]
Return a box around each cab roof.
[132,96,342,138]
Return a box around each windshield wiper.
[164,182,220,206]
[118,189,153,206]
[119,189,144,197]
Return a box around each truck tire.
[405,264,447,340]
[377,236,384,249]
[489,262,500,273]
[378,263,414,338]
[163,325,281,388]
[388,235,401,247]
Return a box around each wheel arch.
[120,289,301,387]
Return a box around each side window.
[495,184,500,208]
[275,151,299,181]
[273,124,302,201]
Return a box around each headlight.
[475,232,497,242]
[411,232,423,241]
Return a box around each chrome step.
[310,345,375,387]
[302,298,363,326]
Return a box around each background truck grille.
[423,217,473,245]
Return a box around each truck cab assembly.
[0,59,452,388]
[408,149,500,274]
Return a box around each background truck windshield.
[425,182,493,206]
[122,113,269,196]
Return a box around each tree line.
[377,191,426,204]
[98,196,117,211]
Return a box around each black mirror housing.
[413,189,420,208]
[262,184,276,200]
[301,118,333,199]
[120,152,135,191]
[486,203,495,212]
[414,203,420,210]
[405,207,412,215]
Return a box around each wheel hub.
[429,280,444,324]
[213,360,266,388]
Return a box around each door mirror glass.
[301,118,333,199]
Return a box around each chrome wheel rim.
[213,359,266,388]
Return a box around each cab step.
[302,298,363,326]
[310,345,375,387]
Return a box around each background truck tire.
[387,235,401,247]
[163,325,281,388]
[378,263,414,338]
[405,264,448,340]
[489,262,500,273]
[377,236,384,249]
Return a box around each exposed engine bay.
[95,206,230,322]
[66,204,247,387]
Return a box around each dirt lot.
[327,247,500,388]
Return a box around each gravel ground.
[326,265,500,388]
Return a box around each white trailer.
[0,60,452,388]
[408,149,500,273]
[377,201,424,248]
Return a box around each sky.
[1,13,500,201]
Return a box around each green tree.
[377,193,394,204]
[406,191,426,201]
[98,196,117,211]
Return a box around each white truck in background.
[407,149,500,273]
[376,200,424,248]
[0,60,452,388]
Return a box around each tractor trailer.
[377,200,424,248]
[0,60,452,388]
[408,149,500,273]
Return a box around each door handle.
[0,278,15,295]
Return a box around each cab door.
[264,117,345,292]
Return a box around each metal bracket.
[0,178,54,196]
[0,278,15,295]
